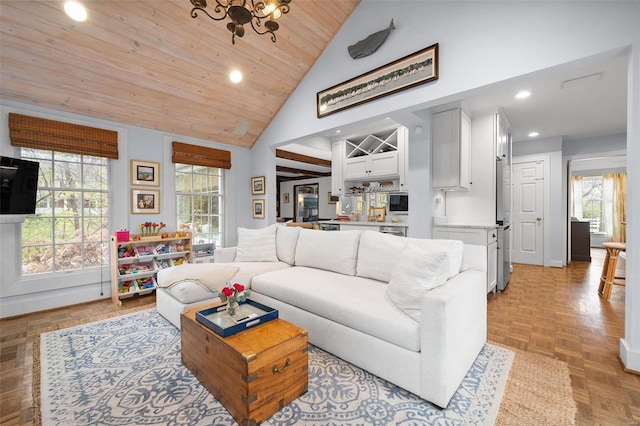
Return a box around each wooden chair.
[598,242,626,301]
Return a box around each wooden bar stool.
[598,242,626,300]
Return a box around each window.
[581,176,604,232]
[20,148,110,275]
[175,164,224,247]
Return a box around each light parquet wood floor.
[1,249,638,425]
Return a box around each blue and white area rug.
[39,309,513,425]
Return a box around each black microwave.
[389,193,408,213]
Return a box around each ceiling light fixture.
[229,70,243,83]
[528,131,539,138]
[189,0,292,45]
[515,90,532,100]
[64,1,87,22]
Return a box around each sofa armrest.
[214,247,237,263]
[419,270,487,407]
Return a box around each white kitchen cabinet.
[331,126,409,194]
[344,151,398,179]
[432,225,498,293]
[432,107,471,191]
[331,140,344,196]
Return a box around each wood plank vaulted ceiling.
[0,0,360,149]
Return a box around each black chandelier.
[189,0,292,44]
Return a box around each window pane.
[54,162,82,188]
[54,191,83,216]
[211,196,221,214]
[23,217,53,245]
[55,217,82,243]
[35,189,53,215]
[55,244,83,271]
[54,152,81,163]
[176,172,192,192]
[84,217,105,242]
[22,246,53,274]
[208,175,221,193]
[83,192,108,216]
[83,164,108,189]
[84,242,108,267]
[193,173,208,192]
[176,195,192,215]
[37,159,53,187]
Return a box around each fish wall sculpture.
[348,19,396,59]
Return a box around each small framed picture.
[252,199,265,219]
[283,193,290,203]
[251,176,265,195]
[131,189,160,214]
[131,160,160,186]
[328,192,339,204]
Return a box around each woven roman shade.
[172,141,232,169]
[8,113,118,159]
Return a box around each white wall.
[0,100,252,317]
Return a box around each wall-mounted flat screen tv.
[0,156,40,215]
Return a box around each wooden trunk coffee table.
[181,303,308,426]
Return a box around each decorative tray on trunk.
[195,299,278,337]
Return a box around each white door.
[512,160,544,265]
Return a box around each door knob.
[536,217,542,221]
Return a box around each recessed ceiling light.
[515,90,532,100]
[335,130,341,134]
[528,131,539,138]
[64,1,87,22]
[229,70,242,84]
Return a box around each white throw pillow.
[295,229,361,276]
[159,263,239,291]
[276,226,300,265]
[357,231,408,283]
[407,238,464,279]
[387,243,449,322]
[235,225,278,262]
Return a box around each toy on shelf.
[156,258,172,270]
[173,257,185,266]
[137,245,154,256]
[136,277,155,290]
[117,245,137,259]
[118,281,136,294]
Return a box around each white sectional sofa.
[156,225,487,408]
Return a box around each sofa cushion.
[357,231,408,283]
[387,243,449,322]
[251,266,421,352]
[157,263,239,291]
[214,261,291,289]
[276,226,300,265]
[159,280,215,304]
[295,229,361,276]
[407,237,464,279]
[235,225,278,262]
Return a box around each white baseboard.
[549,260,564,268]
[0,283,110,318]
[620,338,640,374]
